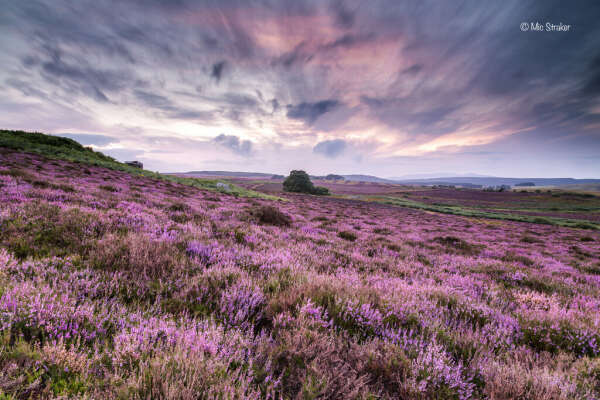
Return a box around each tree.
[283,170,330,195]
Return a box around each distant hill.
[393,176,600,187]
[390,173,490,180]
[179,171,276,178]
[341,174,397,183]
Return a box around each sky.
[1,1,599,178]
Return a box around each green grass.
[0,129,280,200]
[361,195,600,230]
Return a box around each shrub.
[574,222,596,230]
[520,235,543,244]
[501,252,534,266]
[169,213,192,223]
[283,170,313,193]
[433,236,483,256]
[99,184,118,192]
[283,170,329,195]
[338,231,357,241]
[167,202,190,212]
[252,205,292,226]
[373,227,392,235]
[312,186,330,195]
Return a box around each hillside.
[0,132,600,398]
[0,129,277,200]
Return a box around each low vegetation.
[374,195,600,230]
[1,132,600,399]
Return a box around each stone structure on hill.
[125,161,143,169]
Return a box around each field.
[232,178,600,229]
[1,136,600,398]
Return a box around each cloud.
[330,0,355,28]
[33,45,131,102]
[134,90,173,110]
[313,139,347,158]
[134,90,214,121]
[320,33,375,51]
[211,61,227,82]
[1,0,600,177]
[287,100,340,124]
[582,53,600,96]
[402,64,423,75]
[213,134,253,156]
[57,133,118,146]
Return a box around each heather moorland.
[0,131,600,399]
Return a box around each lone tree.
[283,170,330,195]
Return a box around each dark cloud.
[360,96,461,137]
[271,99,280,113]
[32,44,131,102]
[402,64,423,75]
[287,100,341,124]
[211,61,227,82]
[213,134,253,156]
[133,90,214,122]
[273,41,314,68]
[321,33,375,50]
[582,53,600,96]
[313,139,347,158]
[134,90,173,110]
[5,78,49,99]
[331,0,356,28]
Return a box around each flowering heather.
[1,148,600,399]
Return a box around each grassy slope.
[0,129,280,200]
[354,195,600,230]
